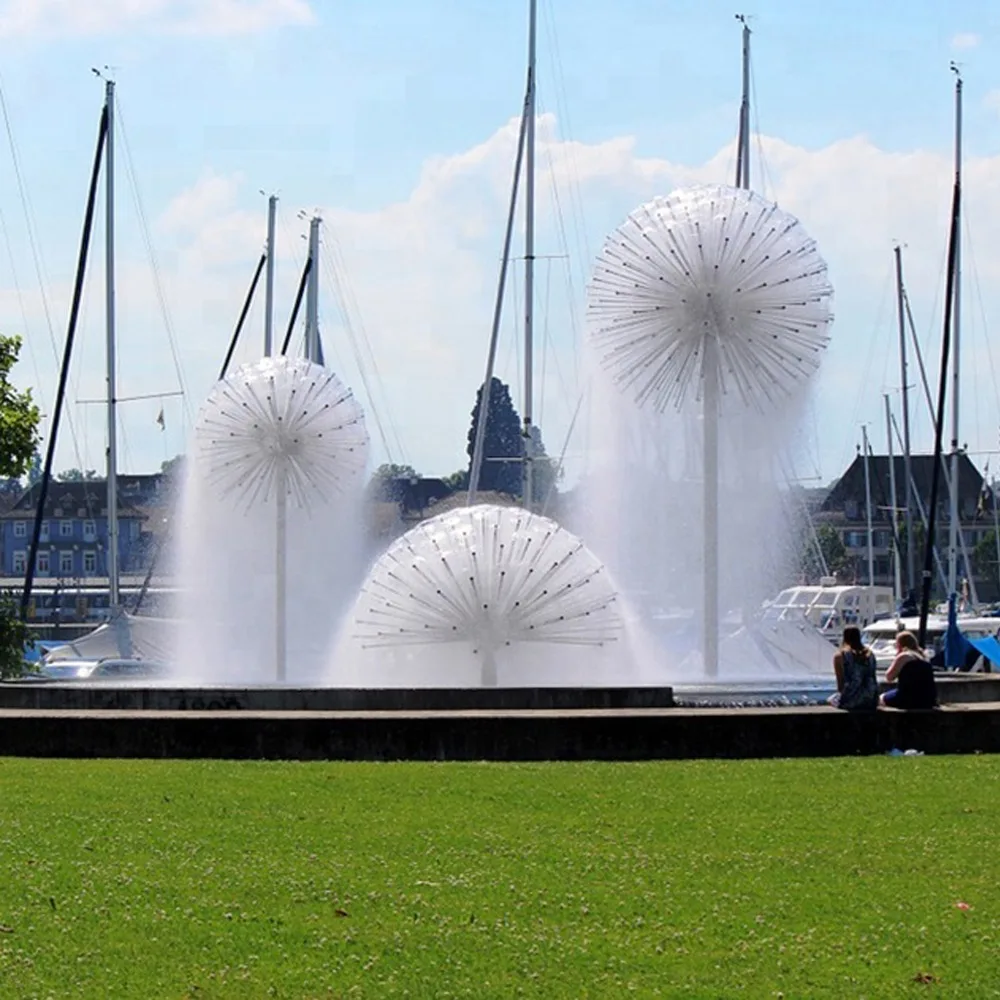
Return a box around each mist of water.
[569,367,830,681]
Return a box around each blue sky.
[1,0,1000,486]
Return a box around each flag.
[156,406,165,431]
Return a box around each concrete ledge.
[0,704,997,761]
[0,685,674,712]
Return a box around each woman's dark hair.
[841,626,865,653]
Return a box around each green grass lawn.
[0,757,998,999]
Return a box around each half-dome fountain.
[333,503,643,688]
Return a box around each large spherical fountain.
[339,504,625,687]
[178,355,369,682]
[586,184,834,678]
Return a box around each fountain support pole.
[275,463,288,683]
[703,336,720,678]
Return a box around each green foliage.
[466,377,523,496]
[371,462,418,482]
[367,463,419,503]
[56,468,99,482]
[802,523,850,581]
[1,757,999,997]
[0,592,30,677]
[974,529,998,579]
[0,335,40,479]
[441,468,469,492]
[0,337,38,670]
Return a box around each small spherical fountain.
[587,184,833,414]
[194,355,368,510]
[346,504,623,687]
[586,184,834,679]
[190,355,369,681]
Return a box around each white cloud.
[16,114,1000,483]
[984,90,1000,116]
[0,0,314,37]
[951,32,980,50]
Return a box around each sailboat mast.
[894,245,915,596]
[521,0,537,509]
[264,194,277,356]
[304,215,320,362]
[104,78,120,613]
[862,428,875,586]
[948,65,962,600]
[735,15,751,189]
[885,395,902,605]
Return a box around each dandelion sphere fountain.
[587,184,833,678]
[192,354,368,681]
[344,504,624,687]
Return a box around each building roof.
[821,453,988,516]
[3,480,146,520]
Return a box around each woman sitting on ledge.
[829,626,878,711]
[880,630,938,710]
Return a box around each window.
[12,550,26,574]
[13,520,26,537]
[59,520,73,537]
[83,551,96,575]
[37,551,49,574]
[83,519,96,541]
[59,551,74,575]
[40,520,49,541]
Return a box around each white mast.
[521,0,537,509]
[862,429,875,587]
[104,77,120,614]
[304,215,321,362]
[894,245,915,597]
[885,394,902,605]
[948,65,962,600]
[264,193,277,355]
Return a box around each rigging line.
[115,96,192,425]
[0,200,45,430]
[540,389,583,517]
[836,258,893,473]
[747,42,775,201]
[539,257,551,430]
[962,214,1000,448]
[0,71,88,467]
[318,252,396,463]
[0,69,59,359]
[324,231,407,463]
[539,0,592,269]
[537,96,583,399]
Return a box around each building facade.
[0,478,158,580]
[816,452,996,599]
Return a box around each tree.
[367,463,419,503]
[466,377,523,496]
[974,529,999,580]
[56,468,99,481]
[801,523,850,582]
[0,335,40,677]
[441,468,468,493]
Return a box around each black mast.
[21,104,108,620]
[918,71,963,647]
